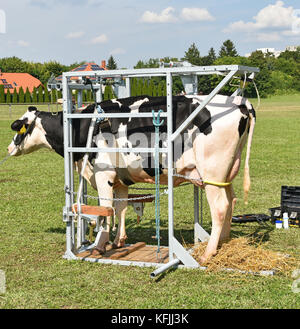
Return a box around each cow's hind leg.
[112,185,128,249]
[200,185,230,264]
[219,185,236,244]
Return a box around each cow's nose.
[7,144,15,155]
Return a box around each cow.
[7,94,255,264]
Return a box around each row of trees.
[1,40,300,101]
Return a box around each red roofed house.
[54,61,107,84]
[0,70,42,93]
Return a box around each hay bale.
[192,237,298,275]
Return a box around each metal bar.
[77,90,83,108]
[194,186,199,244]
[67,147,168,153]
[63,65,259,78]
[172,237,199,267]
[171,69,238,141]
[62,75,73,254]
[194,223,210,242]
[150,259,180,278]
[200,189,203,226]
[66,112,168,119]
[166,72,174,262]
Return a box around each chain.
[65,186,168,202]
[129,182,191,191]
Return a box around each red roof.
[55,61,107,82]
[0,72,42,93]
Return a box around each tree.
[219,40,238,57]
[51,90,57,103]
[107,55,117,70]
[38,85,44,103]
[12,88,18,103]
[208,47,216,63]
[18,87,25,103]
[136,79,143,95]
[131,78,138,96]
[25,87,31,103]
[183,43,202,65]
[103,85,115,100]
[44,87,50,103]
[0,85,5,103]
[6,89,11,103]
[32,87,38,103]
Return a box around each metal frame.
[62,65,259,272]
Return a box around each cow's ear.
[11,118,28,131]
[28,106,37,112]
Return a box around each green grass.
[0,95,300,309]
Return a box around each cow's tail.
[243,106,256,205]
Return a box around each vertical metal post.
[166,72,174,261]
[63,75,74,255]
[194,186,199,243]
[77,90,83,108]
[96,85,102,103]
[126,77,131,97]
[200,189,203,226]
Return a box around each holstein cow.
[7,95,255,263]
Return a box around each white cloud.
[110,48,126,55]
[65,31,85,39]
[225,1,300,32]
[90,34,108,44]
[181,8,215,22]
[17,40,30,47]
[140,7,177,23]
[224,1,300,41]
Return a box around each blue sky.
[0,0,300,68]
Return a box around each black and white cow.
[7,95,255,263]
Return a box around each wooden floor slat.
[76,243,169,264]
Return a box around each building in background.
[54,61,107,85]
[0,71,42,93]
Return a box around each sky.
[0,0,300,68]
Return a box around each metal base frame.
[62,65,259,275]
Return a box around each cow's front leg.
[200,185,230,264]
[92,169,116,256]
[112,185,128,249]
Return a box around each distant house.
[54,61,107,85]
[0,71,42,93]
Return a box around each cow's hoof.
[91,246,106,256]
[112,236,127,249]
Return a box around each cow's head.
[7,106,50,156]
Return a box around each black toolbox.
[269,186,300,227]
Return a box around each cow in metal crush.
[7,94,256,263]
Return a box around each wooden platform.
[77,242,169,264]
[72,204,114,217]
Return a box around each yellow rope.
[204,180,232,187]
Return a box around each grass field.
[0,95,299,309]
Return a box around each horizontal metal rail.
[63,65,260,79]
[66,112,168,119]
[67,147,168,153]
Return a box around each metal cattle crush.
[61,64,259,277]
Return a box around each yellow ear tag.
[17,125,27,135]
